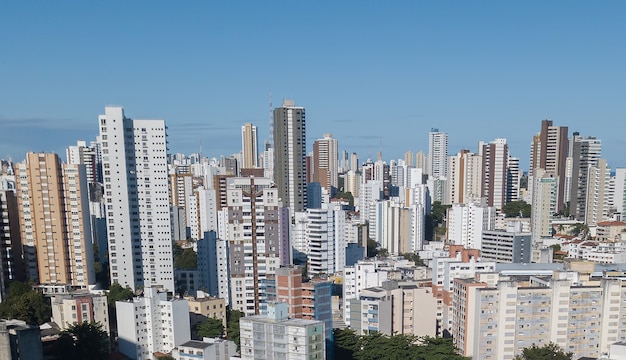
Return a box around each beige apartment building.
[51,291,109,334]
[452,272,626,360]
[187,296,227,328]
[15,153,95,286]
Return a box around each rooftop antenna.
[269,91,274,149]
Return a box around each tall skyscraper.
[446,149,482,205]
[530,120,568,210]
[311,133,338,193]
[531,168,558,242]
[226,177,290,316]
[428,129,448,178]
[569,135,602,221]
[481,139,509,209]
[0,186,25,298]
[241,123,258,169]
[98,106,174,291]
[14,153,95,286]
[66,140,100,201]
[273,99,307,212]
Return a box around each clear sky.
[1,1,625,170]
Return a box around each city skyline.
[2,2,626,170]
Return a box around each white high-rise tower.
[99,106,174,291]
[428,129,448,178]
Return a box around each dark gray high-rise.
[273,99,307,212]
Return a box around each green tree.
[0,281,51,325]
[106,283,134,329]
[427,201,451,240]
[174,248,198,269]
[401,252,426,266]
[513,342,573,360]
[377,248,389,258]
[334,191,355,207]
[346,334,469,360]
[367,238,379,258]
[412,337,469,360]
[502,201,531,218]
[227,309,244,350]
[196,317,224,338]
[52,321,110,360]
[333,328,359,359]
[570,223,590,239]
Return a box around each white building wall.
[99,107,174,291]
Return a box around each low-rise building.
[117,287,190,360]
[239,302,325,360]
[176,338,236,360]
[50,291,109,334]
[186,295,226,328]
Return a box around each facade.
[50,292,109,334]
[481,226,532,263]
[428,128,448,178]
[99,106,174,291]
[14,153,95,286]
[226,176,290,316]
[273,99,307,213]
[569,135,602,221]
[239,302,325,360]
[307,204,346,276]
[453,275,626,360]
[0,320,43,360]
[0,188,25,299]
[66,140,100,201]
[197,231,230,303]
[530,119,568,210]
[187,296,227,328]
[615,169,626,219]
[446,150,482,205]
[311,134,338,193]
[117,287,191,360]
[241,123,258,169]
[274,266,334,359]
[176,338,237,360]
[349,287,392,334]
[481,139,508,209]
[446,203,495,250]
[531,168,558,243]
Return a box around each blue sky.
[1,1,625,170]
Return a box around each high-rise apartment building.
[311,133,338,193]
[98,106,174,291]
[530,119,568,210]
[452,275,626,360]
[446,150,483,205]
[446,203,495,250]
[241,123,258,169]
[15,153,95,286]
[530,168,558,243]
[614,168,626,219]
[226,177,290,316]
[66,140,100,201]
[569,135,602,221]
[428,129,448,178]
[0,184,24,300]
[273,99,307,212]
[481,139,508,209]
